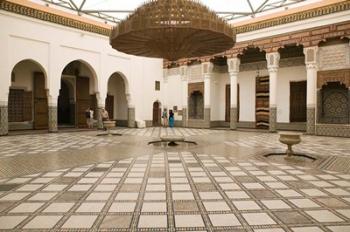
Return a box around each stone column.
[48,96,58,133]
[180,65,188,127]
[0,100,8,136]
[203,62,213,128]
[126,94,135,128]
[227,57,240,130]
[304,46,318,135]
[266,52,280,132]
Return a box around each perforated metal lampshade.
[110,0,236,61]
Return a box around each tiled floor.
[0,128,350,231]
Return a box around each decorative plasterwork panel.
[318,44,350,71]
[167,68,180,76]
[188,65,203,83]
[317,69,350,89]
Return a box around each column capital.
[266,52,280,70]
[201,62,214,75]
[306,63,318,70]
[227,57,240,73]
[303,46,318,65]
[267,67,279,73]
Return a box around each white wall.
[0,11,163,121]
[277,66,307,123]
[165,71,183,120]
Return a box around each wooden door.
[105,95,114,119]
[290,81,307,122]
[153,102,161,126]
[256,76,269,129]
[34,72,48,129]
[225,84,239,122]
[76,76,90,128]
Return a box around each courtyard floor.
[0,128,350,231]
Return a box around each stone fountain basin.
[278,131,302,146]
[103,120,116,129]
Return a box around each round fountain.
[264,131,316,161]
[97,120,122,136]
[148,135,197,146]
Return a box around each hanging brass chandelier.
[110,0,235,61]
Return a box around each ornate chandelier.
[110,0,235,61]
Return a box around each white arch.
[60,59,99,94]
[107,71,130,95]
[10,59,48,89]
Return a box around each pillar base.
[307,107,315,135]
[182,108,187,127]
[0,104,8,136]
[230,107,238,130]
[97,107,104,129]
[48,106,58,133]
[128,107,135,128]
[269,107,277,132]
[204,108,211,128]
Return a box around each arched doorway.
[152,101,161,126]
[9,60,48,130]
[58,60,97,128]
[106,72,129,127]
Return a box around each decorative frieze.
[0,1,110,36]
[235,1,350,34]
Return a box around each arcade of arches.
[6,60,131,132]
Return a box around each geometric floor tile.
[242,213,276,225]
[62,215,98,228]
[23,215,62,229]
[305,210,344,222]
[138,215,167,228]
[209,213,241,226]
[0,216,27,229]
[175,215,205,227]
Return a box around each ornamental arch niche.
[9,59,48,130]
[318,81,350,124]
[106,72,130,127]
[58,60,98,128]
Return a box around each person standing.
[89,108,94,128]
[100,108,109,130]
[162,108,168,127]
[85,107,92,128]
[169,109,174,128]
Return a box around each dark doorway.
[153,101,161,126]
[58,80,74,126]
[290,81,307,122]
[189,91,204,119]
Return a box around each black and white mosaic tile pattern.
[1,151,350,231]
